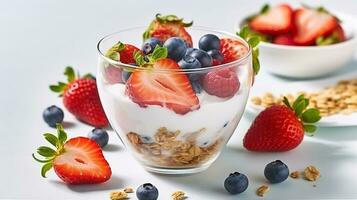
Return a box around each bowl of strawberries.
[241,3,357,78]
[96,14,258,174]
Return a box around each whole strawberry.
[32,124,112,184]
[50,66,108,127]
[105,41,141,64]
[243,95,321,152]
[143,14,193,47]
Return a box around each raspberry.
[105,65,123,84]
[202,68,240,98]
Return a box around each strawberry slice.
[33,124,111,184]
[220,38,249,64]
[334,24,346,42]
[126,58,199,114]
[250,4,293,35]
[293,8,338,46]
[273,34,297,45]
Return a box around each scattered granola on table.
[304,166,321,181]
[171,191,186,200]
[110,190,128,200]
[256,185,269,197]
[123,187,134,193]
[251,79,357,117]
[290,171,300,179]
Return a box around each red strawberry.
[293,7,338,46]
[126,58,199,114]
[33,124,111,184]
[50,67,108,127]
[250,4,293,35]
[106,42,141,64]
[220,38,249,64]
[143,14,193,47]
[273,34,296,45]
[243,95,321,152]
[334,24,346,42]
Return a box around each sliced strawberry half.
[334,24,346,42]
[125,58,199,114]
[106,42,141,64]
[273,34,297,45]
[250,4,293,35]
[33,124,111,185]
[220,38,249,64]
[293,8,338,46]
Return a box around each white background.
[1,0,357,199]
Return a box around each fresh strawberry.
[249,4,293,35]
[126,58,199,114]
[243,95,321,152]
[143,14,193,47]
[334,24,346,42]
[220,38,249,64]
[50,66,108,127]
[106,41,141,64]
[293,7,338,45]
[33,124,112,184]
[273,34,296,45]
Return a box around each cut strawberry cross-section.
[126,58,199,115]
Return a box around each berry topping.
[243,95,321,152]
[32,124,112,184]
[50,67,108,127]
[264,160,289,183]
[126,58,199,115]
[106,41,141,64]
[185,47,197,56]
[42,105,64,128]
[207,49,224,66]
[143,14,193,47]
[191,81,202,94]
[105,65,123,84]
[202,68,240,98]
[220,38,248,64]
[224,172,249,194]
[178,55,201,70]
[122,70,132,83]
[88,128,109,148]
[164,37,187,61]
[142,37,163,55]
[188,49,212,67]
[198,34,221,51]
[273,34,296,45]
[136,183,159,200]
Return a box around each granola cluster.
[251,79,357,116]
[127,127,223,167]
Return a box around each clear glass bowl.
[97,27,253,174]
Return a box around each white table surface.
[1,0,357,199]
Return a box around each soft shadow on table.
[49,175,124,192]
[103,144,123,152]
[61,121,76,129]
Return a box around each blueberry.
[164,37,187,61]
[88,128,109,148]
[142,37,163,55]
[42,105,64,128]
[264,160,289,183]
[189,49,212,67]
[199,34,221,51]
[122,71,132,83]
[136,183,159,200]
[178,55,201,69]
[191,81,202,94]
[185,48,198,56]
[224,172,249,194]
[207,49,224,65]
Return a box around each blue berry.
[88,128,109,148]
[42,105,64,128]
[164,37,187,61]
[224,172,249,194]
[136,183,159,200]
[191,81,202,94]
[199,34,221,51]
[189,49,212,67]
[142,37,163,55]
[207,49,224,65]
[185,48,198,56]
[264,160,289,183]
[122,71,132,83]
[178,55,201,69]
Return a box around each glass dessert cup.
[97,27,253,174]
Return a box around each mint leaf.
[304,124,317,134]
[302,108,321,123]
[37,146,56,157]
[151,46,168,61]
[239,26,249,39]
[248,36,260,48]
[41,162,53,178]
[43,133,59,148]
[134,51,145,66]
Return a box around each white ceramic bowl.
[240,13,357,78]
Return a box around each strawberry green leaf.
[134,51,145,66]
[239,26,250,39]
[41,162,53,178]
[292,94,305,110]
[37,146,56,157]
[260,4,270,14]
[302,108,321,123]
[56,124,67,145]
[64,66,76,82]
[43,133,59,148]
[294,100,306,117]
[304,124,317,134]
[248,36,260,48]
[151,45,168,61]
[32,153,54,163]
[252,53,260,75]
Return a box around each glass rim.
[97,26,252,73]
